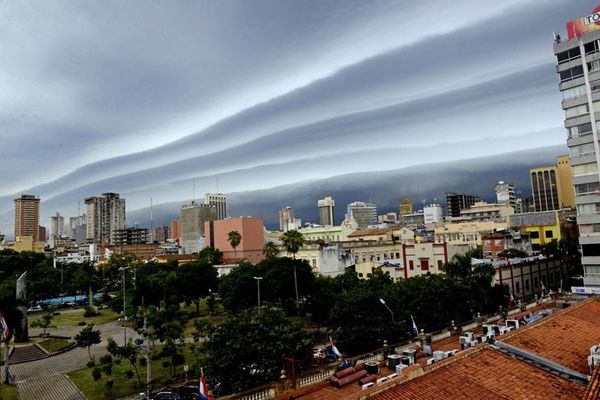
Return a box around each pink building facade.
[205,217,264,263]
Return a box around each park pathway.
[2,319,129,400]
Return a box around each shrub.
[161,361,170,369]
[77,321,86,326]
[102,363,112,375]
[99,354,112,365]
[139,357,147,366]
[92,367,102,381]
[52,312,61,316]
[84,306,100,318]
[104,380,114,399]
[114,358,121,365]
[86,360,96,368]
[125,370,134,379]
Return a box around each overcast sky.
[0,0,597,223]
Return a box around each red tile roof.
[502,298,600,374]
[367,347,585,400]
[583,365,600,400]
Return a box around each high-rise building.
[445,192,480,218]
[38,226,47,242]
[423,203,443,224]
[14,194,40,241]
[495,181,516,210]
[69,214,87,244]
[113,227,149,245]
[169,218,181,243]
[318,196,335,226]
[399,197,413,217]
[85,193,126,244]
[530,166,560,212]
[180,202,216,254]
[554,12,600,288]
[204,193,227,220]
[154,226,169,243]
[279,206,295,232]
[556,155,575,208]
[50,212,65,239]
[346,201,377,229]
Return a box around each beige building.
[295,244,355,276]
[10,236,45,253]
[459,201,514,221]
[556,155,575,209]
[530,155,575,212]
[399,197,413,217]
[14,194,40,242]
[434,220,508,248]
[298,223,355,243]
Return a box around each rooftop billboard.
[567,5,600,39]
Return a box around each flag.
[508,291,515,309]
[329,336,342,359]
[0,312,8,344]
[410,315,419,337]
[199,368,211,400]
[341,356,349,369]
[540,281,548,297]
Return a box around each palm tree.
[263,241,280,259]
[281,229,304,314]
[281,229,304,259]
[227,230,242,256]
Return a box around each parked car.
[152,388,199,400]
[27,305,43,313]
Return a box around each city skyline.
[1,1,597,228]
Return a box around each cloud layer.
[0,0,595,231]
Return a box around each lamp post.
[254,277,263,315]
[119,267,127,344]
[379,298,394,323]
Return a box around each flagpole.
[3,340,9,384]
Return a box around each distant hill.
[126,145,566,231]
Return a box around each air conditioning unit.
[445,349,458,357]
[506,319,519,330]
[469,340,479,347]
[399,356,411,366]
[362,382,375,390]
[590,345,600,355]
[387,354,401,369]
[482,325,491,335]
[387,373,398,380]
[427,357,436,365]
[588,354,600,370]
[376,377,389,384]
[395,364,407,374]
[402,349,417,365]
[465,332,474,341]
[499,326,508,335]
[433,350,447,362]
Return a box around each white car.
[27,305,43,313]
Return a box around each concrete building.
[378,212,397,224]
[530,156,575,212]
[554,10,600,288]
[434,220,508,249]
[317,196,335,226]
[9,235,45,253]
[398,210,425,229]
[14,194,40,242]
[279,206,295,232]
[38,226,46,243]
[459,201,514,222]
[509,211,562,253]
[154,225,169,243]
[169,218,181,243]
[113,227,149,245]
[399,196,413,217]
[50,212,64,240]
[346,201,377,229]
[445,192,480,218]
[295,244,354,276]
[205,217,264,263]
[204,193,227,220]
[298,223,355,243]
[180,202,216,254]
[85,193,126,244]
[423,203,443,224]
[495,181,516,210]
[69,214,87,244]
[556,155,575,208]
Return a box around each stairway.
[9,345,48,364]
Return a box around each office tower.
[346,201,377,229]
[69,214,87,244]
[554,9,600,288]
[445,192,481,218]
[85,193,126,244]
[530,166,560,212]
[14,194,40,241]
[180,202,216,254]
[318,196,335,226]
[556,155,575,208]
[204,193,227,220]
[38,226,47,242]
[50,212,65,239]
[154,225,169,243]
[399,197,413,217]
[170,218,181,242]
[279,206,295,232]
[113,227,149,245]
[423,204,443,224]
[495,181,516,210]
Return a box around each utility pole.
[143,297,151,400]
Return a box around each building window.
[409,260,414,270]
[565,103,589,119]
[585,39,600,55]
[562,85,586,100]
[567,122,593,139]
[580,224,600,235]
[525,279,530,291]
[545,230,553,239]
[437,260,443,269]
[395,252,400,259]
[312,259,317,268]
[516,282,520,294]
[358,272,363,278]
[572,162,598,176]
[530,231,540,239]
[534,277,538,288]
[575,182,600,196]
[556,46,581,63]
[420,260,429,270]
[560,65,584,82]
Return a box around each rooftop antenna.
[216,176,219,193]
[150,194,153,232]
[192,178,196,201]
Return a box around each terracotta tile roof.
[502,298,600,374]
[367,347,585,400]
[583,365,600,400]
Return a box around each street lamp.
[254,277,263,315]
[379,298,394,323]
[119,267,127,344]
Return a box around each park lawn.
[29,308,119,328]
[68,344,201,400]
[38,338,73,353]
[0,384,20,400]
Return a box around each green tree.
[227,231,242,256]
[260,257,315,314]
[74,324,102,361]
[262,241,280,259]
[281,230,304,259]
[177,261,218,315]
[31,310,56,336]
[204,308,311,396]
[107,337,142,386]
[219,262,261,312]
[198,247,223,265]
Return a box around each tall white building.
[180,201,216,254]
[318,196,335,226]
[204,193,227,220]
[554,8,600,289]
[85,193,126,244]
[495,181,516,210]
[50,212,64,239]
[423,204,443,224]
